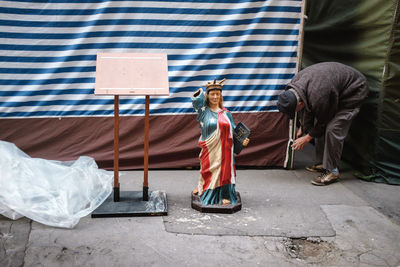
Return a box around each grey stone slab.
[321,205,400,267]
[23,215,301,267]
[159,170,342,237]
[0,216,31,267]
[117,169,367,237]
[340,174,400,225]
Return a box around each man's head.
[277,89,304,119]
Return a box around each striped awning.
[0,0,301,118]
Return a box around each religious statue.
[191,78,250,206]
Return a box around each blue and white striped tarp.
[0,0,302,118]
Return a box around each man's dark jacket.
[286,62,368,138]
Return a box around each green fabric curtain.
[302,0,400,184]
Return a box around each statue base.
[191,192,242,214]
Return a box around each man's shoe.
[306,164,324,173]
[311,170,339,186]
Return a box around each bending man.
[277,62,368,185]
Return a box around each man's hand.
[291,134,312,151]
[296,127,302,138]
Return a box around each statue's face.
[208,90,221,107]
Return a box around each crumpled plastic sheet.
[145,191,167,213]
[0,140,113,228]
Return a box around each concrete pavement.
[1,148,399,266]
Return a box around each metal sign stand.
[92,53,169,218]
[91,95,167,217]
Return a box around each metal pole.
[287,0,307,170]
[143,95,150,201]
[113,95,120,201]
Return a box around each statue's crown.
[206,78,226,91]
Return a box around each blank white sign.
[94,52,170,96]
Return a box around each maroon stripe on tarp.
[0,112,289,169]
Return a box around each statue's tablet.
[94,53,169,95]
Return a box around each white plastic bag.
[0,140,113,228]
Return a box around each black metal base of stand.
[113,184,120,202]
[143,186,148,201]
[191,192,242,214]
[91,190,167,218]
